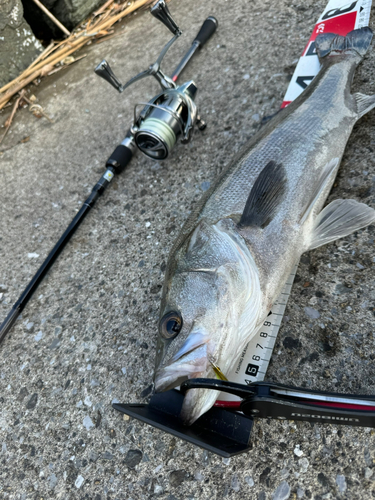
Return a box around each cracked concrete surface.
[1,0,375,498]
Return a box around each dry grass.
[0,0,159,111]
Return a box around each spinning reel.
[95,0,216,160]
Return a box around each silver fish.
[154,28,375,425]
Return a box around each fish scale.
[203,118,326,223]
[206,67,353,220]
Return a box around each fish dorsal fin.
[300,158,340,224]
[308,199,375,250]
[239,160,287,229]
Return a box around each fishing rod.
[0,0,218,343]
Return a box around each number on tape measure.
[246,364,259,377]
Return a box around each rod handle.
[194,16,218,47]
[106,144,133,173]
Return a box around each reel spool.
[134,82,200,160]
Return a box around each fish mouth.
[154,333,221,425]
[154,334,211,393]
[180,386,219,426]
[154,345,209,392]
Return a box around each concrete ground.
[1,0,375,498]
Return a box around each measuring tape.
[219,0,373,402]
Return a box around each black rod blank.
[0,166,124,343]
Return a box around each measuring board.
[282,0,372,107]
[219,0,373,402]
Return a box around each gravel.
[272,481,291,500]
[1,0,375,498]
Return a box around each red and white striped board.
[282,0,372,107]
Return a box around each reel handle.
[151,0,181,36]
[95,60,124,93]
[194,16,218,48]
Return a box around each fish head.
[154,219,262,425]
[154,267,237,424]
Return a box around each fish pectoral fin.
[354,93,375,119]
[300,158,340,224]
[238,160,287,229]
[308,199,375,251]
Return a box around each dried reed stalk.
[31,0,71,36]
[0,0,158,111]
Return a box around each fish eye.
[159,311,183,339]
